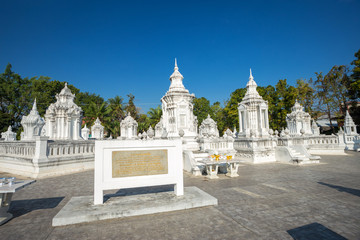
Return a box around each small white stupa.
[1,126,16,141]
[44,83,83,140]
[91,117,104,139]
[286,100,312,136]
[237,69,270,138]
[161,59,198,150]
[120,112,138,139]
[21,99,45,141]
[344,110,358,135]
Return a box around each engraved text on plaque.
[112,150,168,178]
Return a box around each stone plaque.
[112,150,168,178]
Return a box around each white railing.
[199,138,234,151]
[0,139,95,160]
[47,141,95,158]
[234,138,276,149]
[0,141,36,159]
[307,135,338,145]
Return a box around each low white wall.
[0,137,95,178]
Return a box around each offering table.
[0,179,35,225]
[199,159,240,179]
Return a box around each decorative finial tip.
[249,68,253,78]
[32,98,37,111]
[174,58,178,70]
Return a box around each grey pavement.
[1,152,359,240]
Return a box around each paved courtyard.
[1,152,359,240]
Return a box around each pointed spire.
[174,58,178,71]
[247,68,257,86]
[32,98,37,111]
[65,82,68,88]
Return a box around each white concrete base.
[308,149,347,155]
[0,157,94,179]
[52,186,217,227]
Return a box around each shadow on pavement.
[287,222,347,240]
[9,197,64,218]
[104,185,174,202]
[318,182,360,197]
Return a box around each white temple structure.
[234,69,276,163]
[238,69,270,138]
[91,117,104,139]
[44,83,83,140]
[343,110,359,151]
[311,120,320,136]
[81,124,90,140]
[155,117,164,138]
[20,99,45,141]
[160,59,198,150]
[286,100,312,136]
[1,126,16,141]
[199,115,219,138]
[344,110,357,135]
[120,112,138,139]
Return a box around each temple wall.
[0,138,95,178]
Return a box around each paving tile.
[0,152,359,239]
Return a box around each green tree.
[75,92,104,122]
[350,49,360,99]
[295,79,315,116]
[223,88,247,131]
[86,102,109,127]
[0,64,31,137]
[193,97,212,126]
[137,114,150,133]
[272,79,297,131]
[314,72,337,132]
[210,101,225,134]
[147,105,162,128]
[350,49,360,127]
[125,94,138,120]
[105,95,125,137]
[314,65,352,131]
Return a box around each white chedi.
[1,126,16,141]
[311,120,320,136]
[44,83,83,140]
[155,117,164,138]
[81,124,90,140]
[344,110,358,135]
[147,126,155,139]
[161,59,198,138]
[199,114,219,138]
[91,117,104,139]
[120,112,138,139]
[20,99,45,141]
[286,100,312,136]
[238,69,270,138]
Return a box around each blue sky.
[1,0,359,113]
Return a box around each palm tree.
[106,96,125,137]
[86,102,110,130]
[108,96,125,121]
[147,105,162,128]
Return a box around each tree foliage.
[147,105,162,128]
